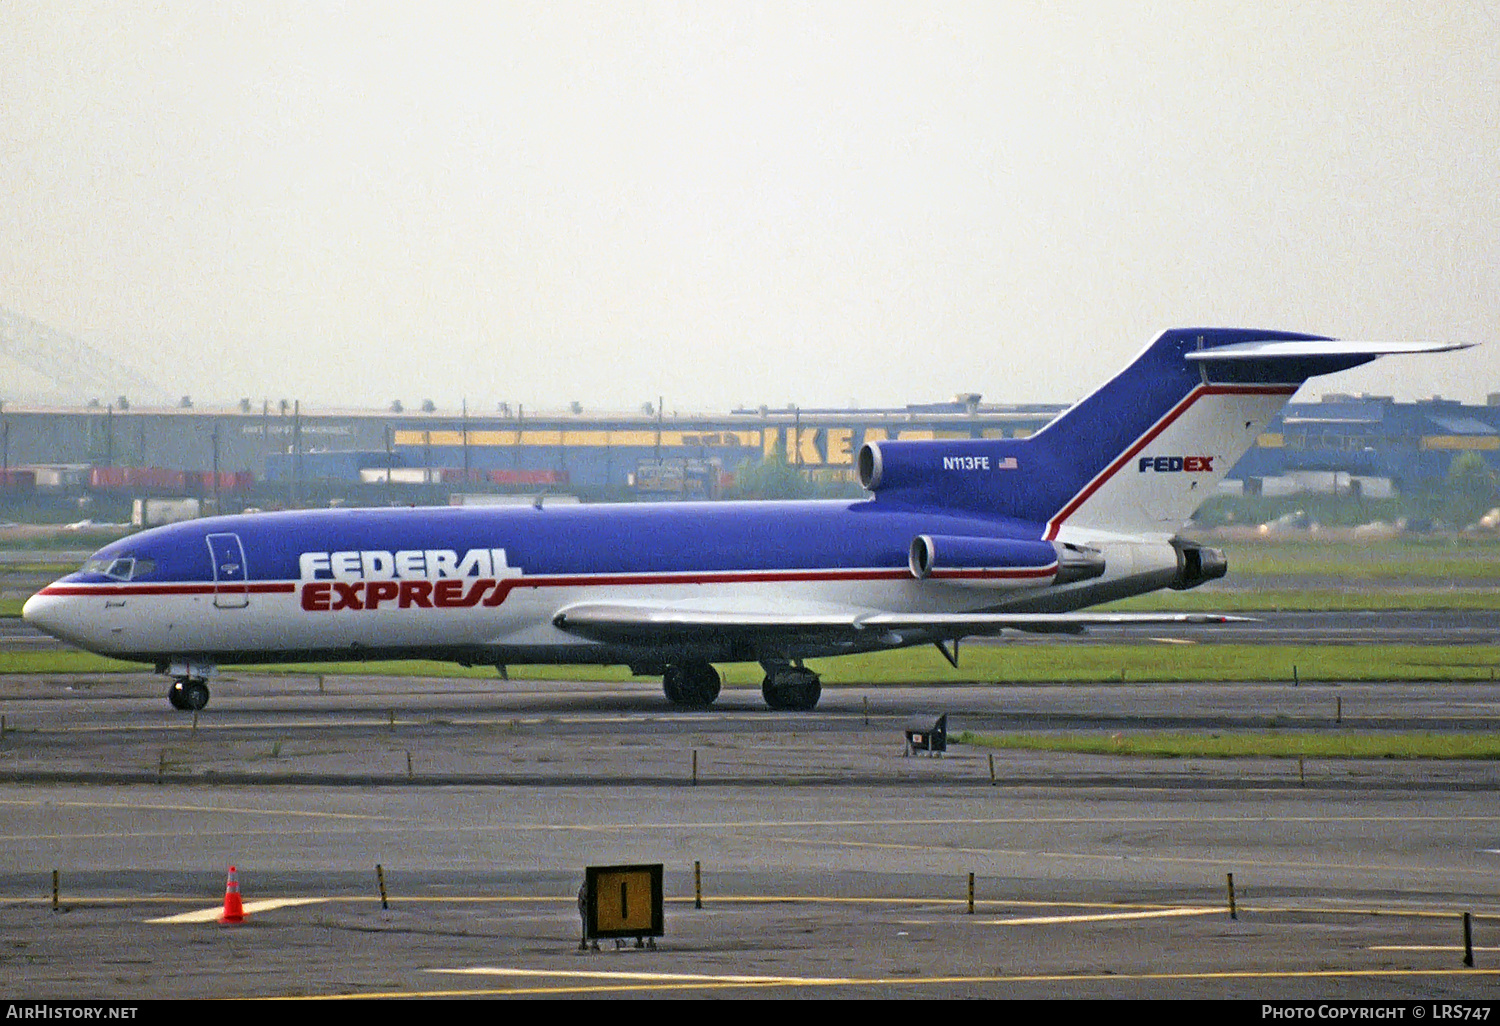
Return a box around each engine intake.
[857,442,884,491]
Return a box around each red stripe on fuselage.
[1043,384,1297,540]
[36,582,296,597]
[37,563,1055,604]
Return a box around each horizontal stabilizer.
[1185,339,1473,362]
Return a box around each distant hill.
[0,307,165,405]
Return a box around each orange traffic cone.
[219,865,245,925]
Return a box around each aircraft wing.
[848,610,1250,634]
[551,600,1251,645]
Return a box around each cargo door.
[206,533,250,609]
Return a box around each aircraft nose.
[22,591,49,629]
[22,591,86,646]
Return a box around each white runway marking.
[145,898,326,923]
[0,797,385,820]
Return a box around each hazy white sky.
[2,2,1496,412]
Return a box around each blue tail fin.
[858,328,1464,537]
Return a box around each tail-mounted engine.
[1169,539,1228,590]
[909,534,1105,586]
[858,438,1027,515]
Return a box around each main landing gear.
[167,678,210,711]
[662,661,722,708]
[760,661,821,711]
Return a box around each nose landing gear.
[167,678,210,711]
[162,660,217,711]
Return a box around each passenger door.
[206,533,250,609]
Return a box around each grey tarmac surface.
[5,608,1500,651]
[1,672,1499,1000]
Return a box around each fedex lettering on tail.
[1138,456,1214,473]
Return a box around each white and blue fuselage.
[23,329,1467,711]
[23,500,1177,666]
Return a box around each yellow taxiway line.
[984,907,1224,925]
[274,966,1500,999]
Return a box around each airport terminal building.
[1,391,1498,511]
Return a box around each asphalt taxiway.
[1,671,1498,999]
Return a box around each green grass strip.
[0,562,79,575]
[3,644,1497,684]
[1102,589,1500,612]
[800,644,1500,684]
[1224,538,1500,579]
[955,730,1500,760]
[0,651,147,674]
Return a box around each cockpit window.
[81,556,156,581]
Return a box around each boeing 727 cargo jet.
[23,329,1467,711]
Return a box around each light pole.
[211,424,221,512]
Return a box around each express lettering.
[1137,456,1214,473]
[297,547,523,613]
[300,577,517,612]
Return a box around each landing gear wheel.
[169,679,210,711]
[663,662,721,708]
[761,668,821,711]
[663,666,687,705]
